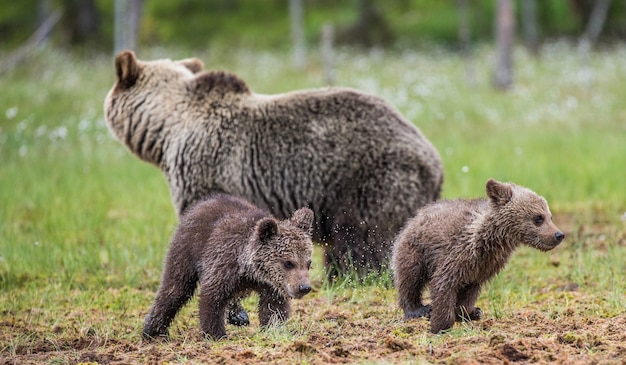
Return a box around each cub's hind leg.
[393,241,431,319]
[143,262,198,339]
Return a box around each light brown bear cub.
[392,179,564,334]
[142,194,314,340]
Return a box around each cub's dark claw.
[227,310,250,326]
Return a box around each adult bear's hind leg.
[326,222,376,279]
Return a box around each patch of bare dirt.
[2,306,625,365]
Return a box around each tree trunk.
[321,23,335,85]
[578,0,612,52]
[38,0,53,46]
[337,0,393,47]
[289,0,306,70]
[457,0,475,85]
[493,0,515,91]
[521,0,539,56]
[65,0,100,45]
[114,0,143,55]
[128,0,142,51]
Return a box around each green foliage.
[136,0,618,49]
[0,50,175,292]
[0,0,40,48]
[2,0,626,51]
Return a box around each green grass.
[0,44,625,363]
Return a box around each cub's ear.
[291,208,314,235]
[115,50,140,88]
[486,178,513,206]
[256,217,278,244]
[178,58,204,74]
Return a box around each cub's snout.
[554,231,565,243]
[286,266,312,299]
[299,284,312,295]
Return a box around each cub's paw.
[404,304,432,320]
[468,307,482,320]
[142,316,169,341]
[142,328,169,341]
[457,307,482,321]
[227,309,250,326]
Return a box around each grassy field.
[1,43,625,364]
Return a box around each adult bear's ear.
[179,58,204,74]
[115,50,140,88]
[291,208,314,235]
[256,217,278,244]
[486,178,513,206]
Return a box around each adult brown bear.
[104,50,442,279]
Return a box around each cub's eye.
[284,261,295,269]
[533,215,544,226]
[307,261,312,270]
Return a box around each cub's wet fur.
[143,194,314,340]
[392,179,564,333]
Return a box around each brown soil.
[1,293,625,365]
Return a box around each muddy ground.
[2,289,625,365]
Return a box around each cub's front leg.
[429,278,459,333]
[258,288,290,328]
[198,281,230,340]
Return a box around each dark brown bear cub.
[142,194,314,340]
[392,179,564,334]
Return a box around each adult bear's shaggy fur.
[104,50,443,276]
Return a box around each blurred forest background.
[3,0,626,92]
[2,0,625,56]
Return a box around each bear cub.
[392,179,565,334]
[142,194,314,340]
